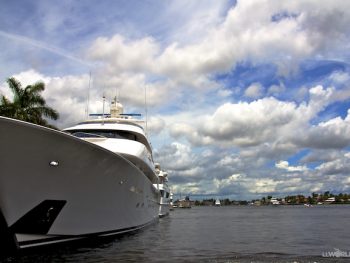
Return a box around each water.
[2,205,350,262]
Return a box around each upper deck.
[64,99,153,153]
[65,118,145,135]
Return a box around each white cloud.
[329,71,350,84]
[154,142,197,172]
[213,174,280,195]
[213,174,242,190]
[217,88,233,98]
[316,151,350,175]
[0,69,91,128]
[244,82,263,98]
[87,35,159,73]
[267,83,286,96]
[84,0,350,98]
[275,160,308,172]
[148,116,165,135]
[169,86,350,151]
[172,96,299,147]
[294,109,350,149]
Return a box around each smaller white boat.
[324,197,335,203]
[215,199,221,206]
[169,192,174,211]
[177,196,191,208]
[154,164,171,217]
[304,204,313,207]
[270,198,280,205]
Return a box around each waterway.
[2,205,350,262]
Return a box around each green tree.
[0,77,59,128]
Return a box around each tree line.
[193,192,350,206]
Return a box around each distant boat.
[154,165,171,217]
[270,198,280,205]
[177,196,192,208]
[304,204,313,207]
[215,199,221,206]
[324,197,336,203]
[169,192,174,211]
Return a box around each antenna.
[102,94,106,117]
[145,85,148,137]
[115,86,119,102]
[85,71,92,118]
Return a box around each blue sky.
[1,0,350,200]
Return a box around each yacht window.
[166,192,170,198]
[67,129,151,152]
[68,130,137,140]
[160,190,165,197]
[70,132,106,138]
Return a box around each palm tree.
[0,77,59,128]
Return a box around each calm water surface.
[2,205,350,262]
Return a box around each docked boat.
[154,164,170,217]
[0,99,160,253]
[177,196,192,208]
[169,192,174,211]
[270,198,280,205]
[215,198,221,206]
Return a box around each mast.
[85,71,92,119]
[145,85,148,138]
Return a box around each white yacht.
[169,192,174,211]
[0,99,160,252]
[215,199,221,206]
[270,198,280,205]
[154,164,170,217]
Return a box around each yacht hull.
[159,200,170,218]
[0,117,159,252]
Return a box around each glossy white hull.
[157,184,170,218]
[159,198,170,218]
[0,117,159,252]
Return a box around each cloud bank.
[1,0,350,199]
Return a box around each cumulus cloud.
[87,35,159,73]
[154,142,198,172]
[267,83,286,96]
[293,110,350,149]
[316,152,350,175]
[84,0,350,102]
[244,82,264,98]
[329,71,350,84]
[213,174,280,196]
[170,96,299,147]
[147,116,165,135]
[0,69,91,128]
[169,86,350,151]
[275,160,308,172]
